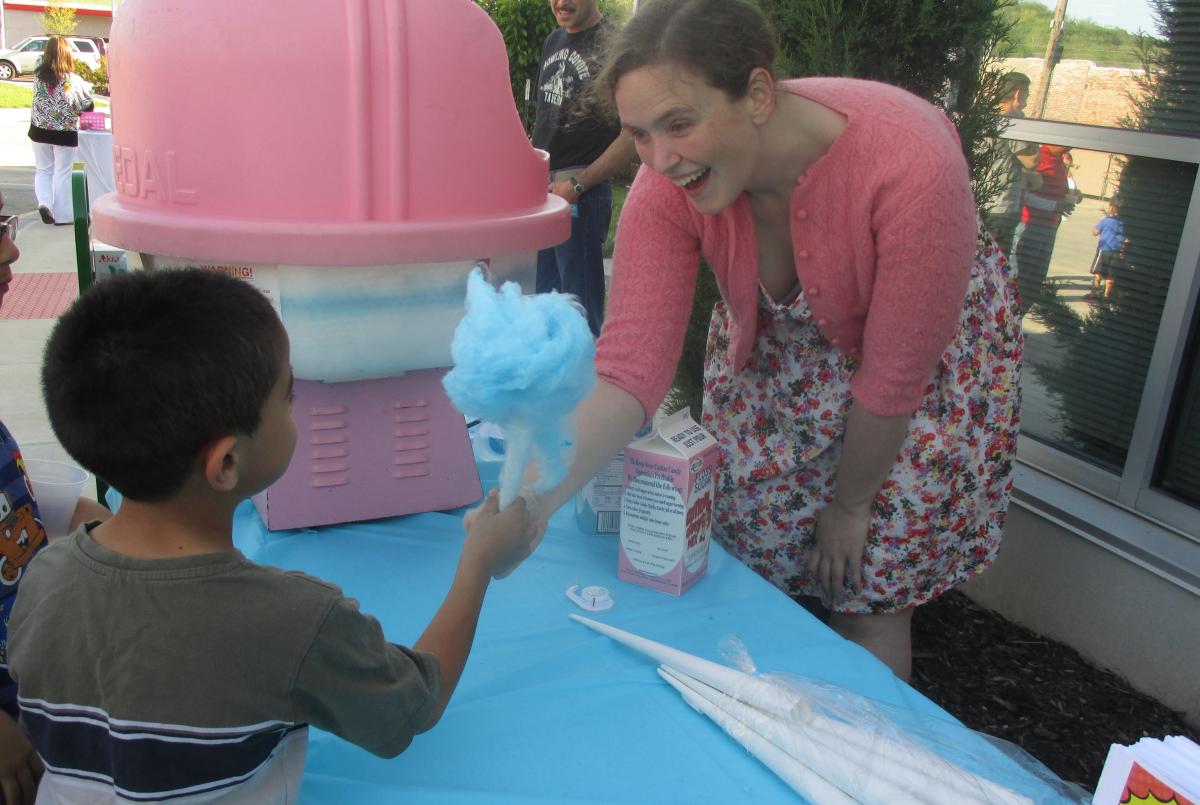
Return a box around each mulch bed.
[910,590,1196,792]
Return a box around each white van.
[0,36,104,81]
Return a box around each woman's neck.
[747,89,846,204]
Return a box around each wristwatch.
[571,176,587,196]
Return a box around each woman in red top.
[1014,145,1077,314]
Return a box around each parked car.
[0,35,104,81]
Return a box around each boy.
[0,191,108,805]
[1090,200,1125,299]
[10,269,533,803]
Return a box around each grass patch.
[0,83,33,108]
[604,183,629,258]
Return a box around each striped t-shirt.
[9,529,440,803]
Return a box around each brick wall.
[998,57,1148,127]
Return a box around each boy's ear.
[201,435,241,492]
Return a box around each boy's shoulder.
[22,530,347,612]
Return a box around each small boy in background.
[1090,200,1125,299]
[0,191,108,805]
[10,268,533,803]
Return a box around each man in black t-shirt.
[532,0,636,337]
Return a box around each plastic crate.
[79,111,108,131]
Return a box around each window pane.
[997,0,1199,137]
[1009,144,1196,472]
[1158,312,1200,505]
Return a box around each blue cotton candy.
[443,268,596,506]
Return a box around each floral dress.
[702,226,1022,614]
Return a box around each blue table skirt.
[210,462,1071,804]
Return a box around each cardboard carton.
[619,408,720,595]
[91,241,128,281]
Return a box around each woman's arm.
[809,403,909,600]
[529,379,644,531]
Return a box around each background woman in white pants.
[28,36,93,226]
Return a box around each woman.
[528,0,1022,680]
[28,36,94,226]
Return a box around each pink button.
[795,209,808,220]
[797,250,810,259]
[806,286,820,296]
[817,318,828,327]
[831,336,841,346]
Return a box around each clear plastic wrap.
[571,615,1091,804]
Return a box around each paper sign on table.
[1093,736,1200,805]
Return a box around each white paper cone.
[661,665,940,804]
[498,422,533,508]
[805,712,1031,805]
[569,614,809,723]
[657,668,855,804]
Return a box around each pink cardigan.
[596,78,979,420]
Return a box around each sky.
[1025,0,1161,35]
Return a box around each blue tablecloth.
[215,463,1070,804]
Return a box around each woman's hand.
[808,497,871,604]
[0,709,43,805]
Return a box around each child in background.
[10,269,534,804]
[1091,200,1125,299]
[0,191,109,805]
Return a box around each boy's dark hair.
[42,268,288,502]
[593,0,776,115]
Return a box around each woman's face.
[615,64,761,216]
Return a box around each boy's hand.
[0,709,43,805]
[461,491,534,580]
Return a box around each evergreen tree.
[1036,0,1198,469]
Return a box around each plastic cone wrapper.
[657,667,855,804]
[443,269,595,507]
[660,665,1024,805]
[572,615,1088,804]
[569,614,809,722]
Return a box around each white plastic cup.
[23,459,89,539]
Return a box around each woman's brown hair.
[593,0,776,115]
[34,36,75,88]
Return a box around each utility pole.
[1031,0,1068,119]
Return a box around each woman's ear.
[746,67,776,125]
[201,435,241,492]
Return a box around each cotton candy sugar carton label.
[91,241,128,282]
[619,408,720,595]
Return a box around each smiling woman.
[518,0,1024,684]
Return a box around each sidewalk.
[0,106,34,168]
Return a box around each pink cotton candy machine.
[90,0,570,530]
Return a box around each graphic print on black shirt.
[531,23,621,172]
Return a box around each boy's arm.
[413,492,531,728]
